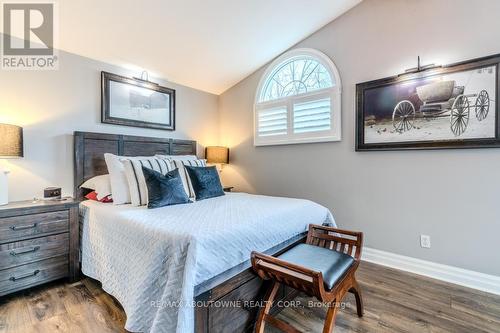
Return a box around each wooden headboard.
[74,131,197,200]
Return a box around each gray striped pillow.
[122,157,176,206]
[172,159,207,200]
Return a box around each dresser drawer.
[0,256,68,296]
[0,233,69,270]
[0,211,69,244]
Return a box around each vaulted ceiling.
[11,0,362,94]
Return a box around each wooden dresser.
[0,198,79,296]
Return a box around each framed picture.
[101,71,175,131]
[356,54,500,151]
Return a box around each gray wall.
[0,42,219,201]
[219,0,500,276]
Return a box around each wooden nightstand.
[223,186,234,192]
[0,198,80,296]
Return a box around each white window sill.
[254,135,341,147]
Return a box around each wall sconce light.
[403,56,442,75]
[0,123,23,205]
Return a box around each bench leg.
[255,281,280,333]
[322,300,339,333]
[349,278,364,318]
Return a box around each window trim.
[254,48,342,146]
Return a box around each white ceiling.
[13,0,361,94]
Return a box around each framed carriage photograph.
[356,54,500,151]
[101,71,175,131]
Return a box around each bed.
[74,131,335,333]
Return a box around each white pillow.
[155,154,198,161]
[172,159,207,200]
[104,154,162,205]
[80,174,112,200]
[104,153,131,204]
[122,157,176,206]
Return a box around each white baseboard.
[362,247,500,296]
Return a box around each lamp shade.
[205,146,229,164]
[0,124,23,158]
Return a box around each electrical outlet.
[420,235,431,248]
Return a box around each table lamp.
[205,146,229,174]
[205,146,229,165]
[0,124,23,205]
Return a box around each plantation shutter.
[256,106,288,137]
[293,98,331,134]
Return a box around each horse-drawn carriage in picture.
[392,80,490,136]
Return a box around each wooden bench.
[251,224,364,333]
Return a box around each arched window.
[254,48,341,146]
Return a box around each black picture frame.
[356,54,500,151]
[101,71,176,131]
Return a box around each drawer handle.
[9,223,38,231]
[9,269,40,282]
[10,246,40,256]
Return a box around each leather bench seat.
[278,243,355,290]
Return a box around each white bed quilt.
[80,192,335,333]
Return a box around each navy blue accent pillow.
[184,165,225,200]
[142,167,191,208]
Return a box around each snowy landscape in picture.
[109,81,171,125]
[363,65,496,144]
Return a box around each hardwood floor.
[1,261,499,333]
[270,262,500,333]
